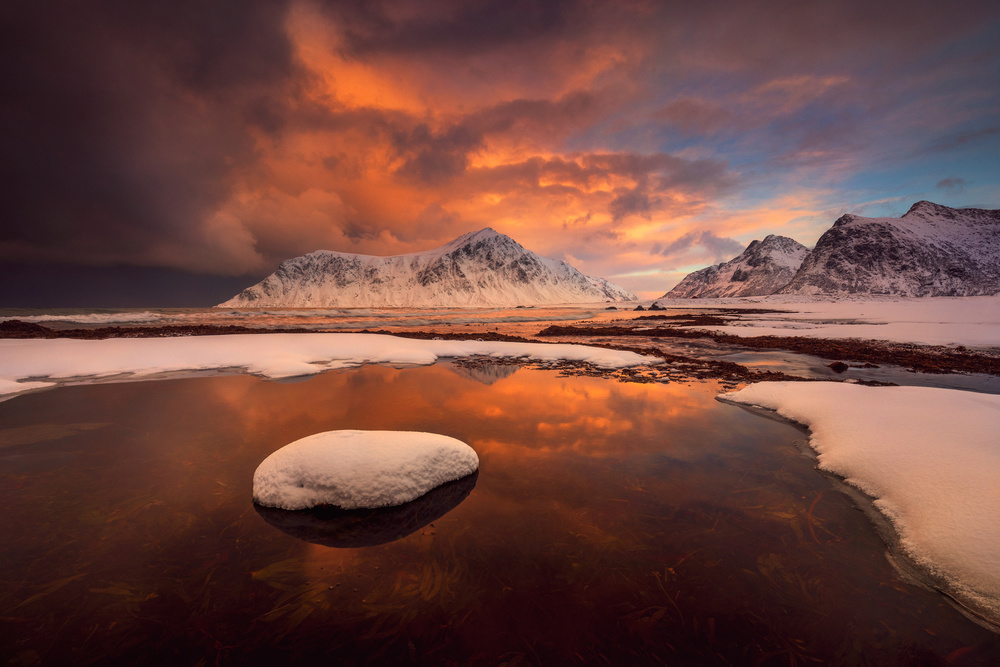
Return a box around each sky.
[2,0,999,306]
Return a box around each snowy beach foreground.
[721,382,1000,625]
[0,333,657,399]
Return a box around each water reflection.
[448,361,520,385]
[1,365,998,664]
[254,471,478,547]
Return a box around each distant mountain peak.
[905,200,947,216]
[451,227,502,244]
[662,234,809,299]
[779,201,1000,296]
[219,229,636,308]
[663,200,1000,300]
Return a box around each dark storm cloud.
[341,220,383,242]
[0,0,297,270]
[463,91,599,140]
[609,189,654,222]
[392,123,484,184]
[111,0,295,94]
[381,92,601,185]
[318,0,578,56]
[323,0,999,72]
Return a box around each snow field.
[655,295,1000,348]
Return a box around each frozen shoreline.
[720,382,1000,628]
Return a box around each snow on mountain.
[779,201,1000,297]
[586,274,636,302]
[661,235,809,298]
[219,228,636,308]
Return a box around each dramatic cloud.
[1,0,998,303]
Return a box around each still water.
[2,364,998,665]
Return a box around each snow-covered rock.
[252,430,480,511]
[662,235,809,298]
[219,228,636,308]
[720,382,1000,625]
[779,201,1000,297]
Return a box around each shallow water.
[2,364,998,665]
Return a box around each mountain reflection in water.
[1,363,998,664]
[254,471,478,548]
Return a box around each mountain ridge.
[661,234,809,298]
[663,201,1000,299]
[778,201,1000,296]
[219,228,636,308]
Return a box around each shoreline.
[0,319,868,388]
[3,307,997,380]
[717,392,1000,633]
[538,322,1000,377]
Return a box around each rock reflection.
[254,471,478,547]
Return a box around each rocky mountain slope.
[661,235,809,298]
[219,228,636,308]
[779,201,1000,296]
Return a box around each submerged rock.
[252,430,480,511]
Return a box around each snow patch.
[252,430,479,510]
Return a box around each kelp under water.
[1,364,998,665]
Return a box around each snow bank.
[253,430,479,510]
[720,382,1000,622]
[0,333,658,399]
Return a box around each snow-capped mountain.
[586,275,637,302]
[219,228,636,308]
[779,201,1000,296]
[661,235,809,298]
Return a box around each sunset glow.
[2,0,998,303]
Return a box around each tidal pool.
[1,363,997,665]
